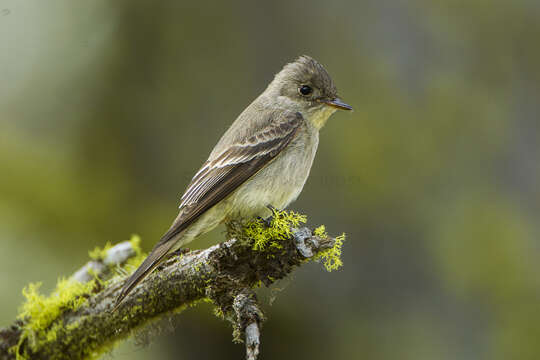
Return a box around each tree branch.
[0,225,339,360]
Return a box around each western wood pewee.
[115,55,352,306]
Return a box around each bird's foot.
[257,204,279,228]
[257,215,273,228]
[167,248,190,259]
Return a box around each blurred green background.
[1,0,539,359]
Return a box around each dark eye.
[299,85,313,96]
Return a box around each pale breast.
[226,123,319,219]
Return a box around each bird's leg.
[156,249,190,271]
[257,204,279,227]
[167,247,190,259]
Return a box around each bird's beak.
[321,98,353,111]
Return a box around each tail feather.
[113,241,174,310]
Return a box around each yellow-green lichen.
[213,306,225,320]
[13,277,97,358]
[12,235,146,359]
[122,235,147,274]
[313,225,345,271]
[227,210,344,270]
[228,208,307,253]
[90,235,145,273]
[88,242,113,261]
[65,320,81,332]
[313,225,327,238]
[18,279,96,332]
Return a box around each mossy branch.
[0,211,344,360]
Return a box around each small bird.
[115,55,352,307]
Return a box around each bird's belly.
[226,129,318,220]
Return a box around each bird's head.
[266,55,352,129]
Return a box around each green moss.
[213,306,225,319]
[13,277,97,359]
[88,242,113,261]
[65,320,81,332]
[89,235,144,271]
[227,210,344,271]
[18,279,96,332]
[228,208,307,253]
[122,235,147,275]
[313,225,327,238]
[313,225,345,272]
[129,234,141,249]
[12,235,147,359]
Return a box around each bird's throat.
[307,106,337,130]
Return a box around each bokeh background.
[1,0,540,359]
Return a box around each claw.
[258,205,278,227]
[167,248,190,259]
[257,215,273,228]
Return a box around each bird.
[114,55,352,308]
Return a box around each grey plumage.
[115,55,351,308]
